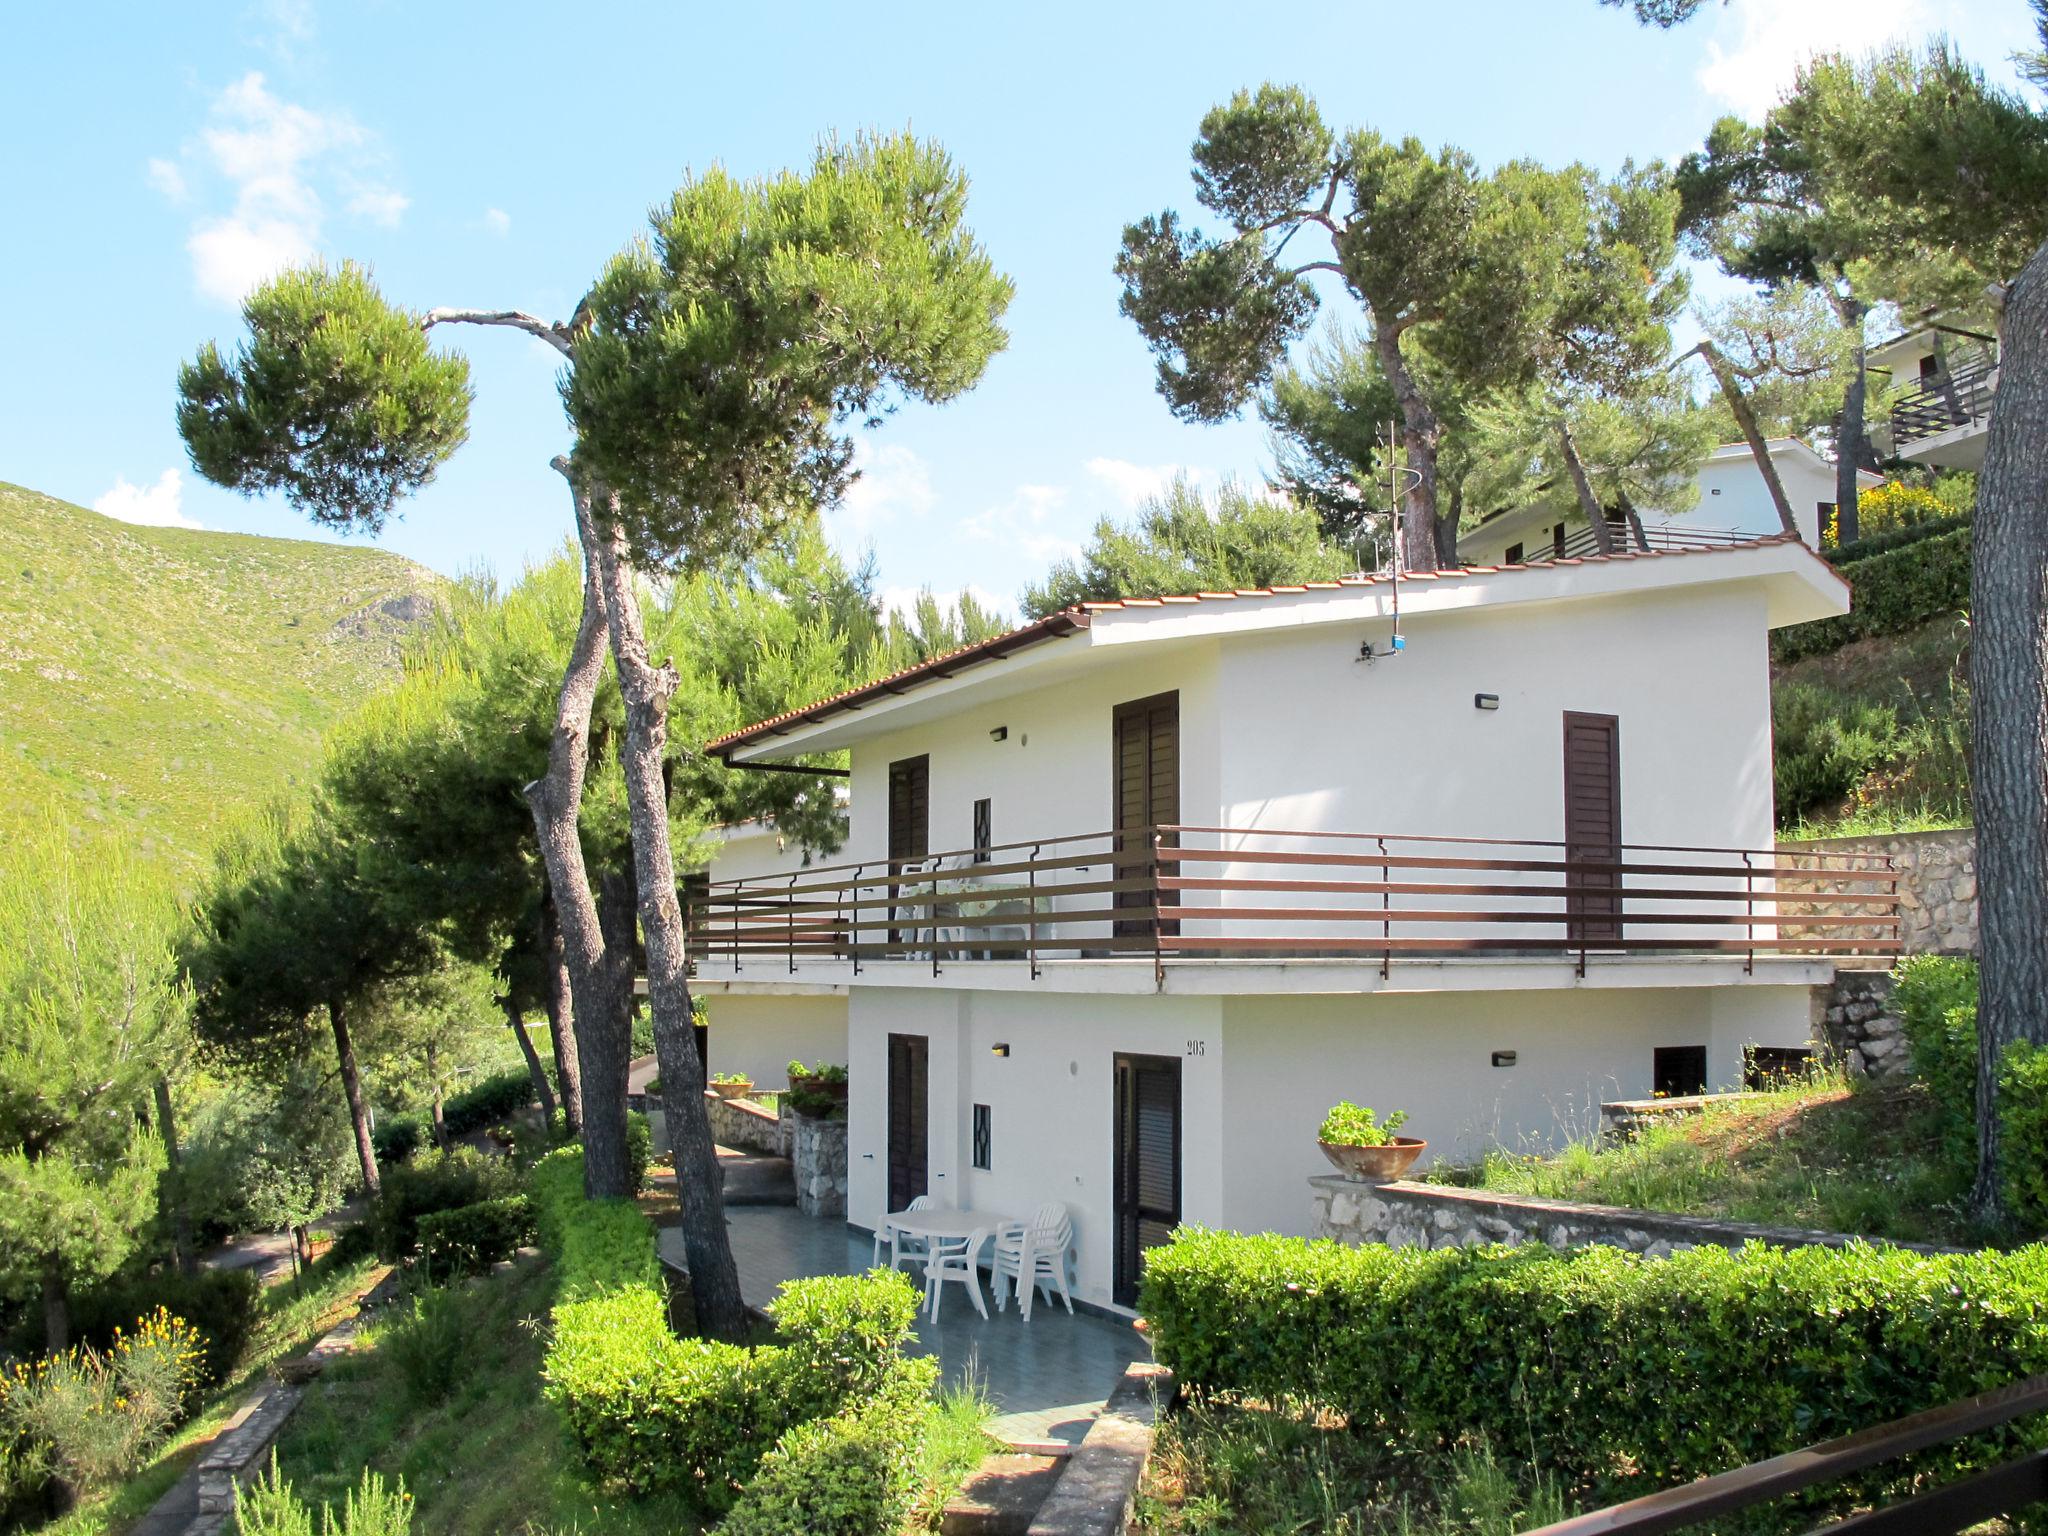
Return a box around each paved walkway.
[659,1204,1149,1447]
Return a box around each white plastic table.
[881,1208,1015,1319]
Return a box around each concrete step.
[719,1149,796,1206]
[940,1453,1067,1536]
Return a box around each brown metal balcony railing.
[686,825,1899,982]
[1519,524,1770,565]
[1890,358,1998,450]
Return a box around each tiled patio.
[659,1205,1150,1446]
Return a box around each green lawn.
[0,481,436,882]
[1427,1074,1985,1248]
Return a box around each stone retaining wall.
[1818,968,1912,1082]
[1779,826,1976,956]
[704,1091,787,1156]
[793,1115,847,1217]
[1311,1177,1957,1258]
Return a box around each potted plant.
[1317,1101,1426,1181]
[709,1071,754,1100]
[787,1060,849,1119]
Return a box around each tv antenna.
[1359,420,1423,665]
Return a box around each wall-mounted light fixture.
[989,726,1008,742]
[990,1042,1011,1058]
[1475,693,1500,711]
[1492,1050,1518,1068]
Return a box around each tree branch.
[421,307,574,358]
[1285,260,1348,279]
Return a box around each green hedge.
[1774,527,1971,663]
[418,1194,535,1280]
[1141,1228,2048,1522]
[375,1146,520,1261]
[1828,510,1972,565]
[529,1146,930,1514]
[442,1069,542,1137]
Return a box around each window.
[972,798,992,863]
[1504,541,1524,565]
[1551,523,1567,557]
[1653,1045,1708,1099]
[1745,1045,1813,1090]
[1817,501,1838,545]
[971,1103,992,1170]
[1919,353,1941,380]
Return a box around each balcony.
[1518,524,1771,566]
[1890,359,1998,460]
[688,825,1900,983]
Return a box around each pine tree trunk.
[506,995,558,1123]
[522,460,623,1199]
[1836,326,1869,546]
[541,885,583,1135]
[1618,489,1651,552]
[1436,482,1464,569]
[1370,322,1443,572]
[153,1076,196,1276]
[1969,242,2048,1225]
[1558,418,1616,554]
[590,506,748,1341]
[1697,342,1802,539]
[41,1256,68,1354]
[577,864,638,1199]
[329,997,381,1197]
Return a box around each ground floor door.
[886,1032,929,1213]
[1113,1052,1182,1307]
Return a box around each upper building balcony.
[1870,313,2000,471]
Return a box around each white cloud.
[94,469,200,530]
[1084,457,1211,508]
[146,157,187,203]
[837,440,938,541]
[482,206,512,237]
[168,72,401,307]
[346,184,410,226]
[964,483,1080,566]
[1696,0,1933,116]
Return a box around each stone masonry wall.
[704,1092,786,1156]
[793,1115,847,1217]
[1312,1177,1957,1258]
[1817,969,1912,1083]
[1779,826,1977,956]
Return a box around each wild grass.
[1428,1072,1984,1248]
[911,1369,1001,1529]
[0,482,436,882]
[1135,1399,1569,1535]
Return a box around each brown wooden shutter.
[1563,712,1622,945]
[1113,694,1179,939]
[1114,1053,1182,1307]
[887,755,929,863]
[886,1032,929,1212]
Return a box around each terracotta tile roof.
[706,533,1815,757]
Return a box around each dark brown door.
[1113,693,1179,939]
[1113,1053,1182,1308]
[1563,711,1622,946]
[887,755,929,945]
[886,1032,928,1212]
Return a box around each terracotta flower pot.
[1318,1136,1427,1181]
[712,1079,754,1101]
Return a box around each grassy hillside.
[0,481,439,880]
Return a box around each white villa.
[1457,438,1884,568]
[1869,312,2000,471]
[688,537,1897,1311]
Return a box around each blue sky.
[2,0,2036,619]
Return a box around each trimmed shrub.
[68,1267,260,1390]
[1141,1228,2048,1524]
[372,1113,425,1166]
[1829,509,1971,564]
[441,1070,539,1138]
[1774,526,1971,662]
[713,1361,939,1536]
[528,1147,662,1301]
[1894,954,1982,1146]
[375,1147,518,1262]
[626,1110,651,1195]
[417,1194,535,1280]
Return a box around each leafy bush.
[383,1286,472,1408]
[0,1308,205,1500]
[786,1061,848,1121]
[531,1146,926,1510]
[1318,1102,1408,1147]
[440,1070,538,1138]
[235,1455,413,1536]
[710,1071,751,1087]
[375,1147,518,1262]
[2001,1043,2048,1233]
[1775,526,1972,663]
[631,1011,657,1060]
[372,1114,425,1166]
[1894,954,1983,1151]
[713,1361,938,1536]
[1772,683,1901,826]
[416,1195,535,1280]
[626,1110,651,1196]
[1142,1228,2048,1525]
[325,1221,378,1270]
[69,1266,261,1389]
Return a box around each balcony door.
[1113,1052,1182,1308]
[1113,692,1179,940]
[1563,711,1622,946]
[887,754,929,945]
[886,1032,929,1213]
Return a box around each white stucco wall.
[1656,450,1839,547]
[845,980,1813,1308]
[699,991,847,1090]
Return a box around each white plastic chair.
[871,1195,935,1271]
[992,1203,1075,1321]
[922,1226,990,1322]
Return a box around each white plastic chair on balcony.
[871,1195,936,1271]
[992,1203,1075,1321]
[922,1226,990,1322]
